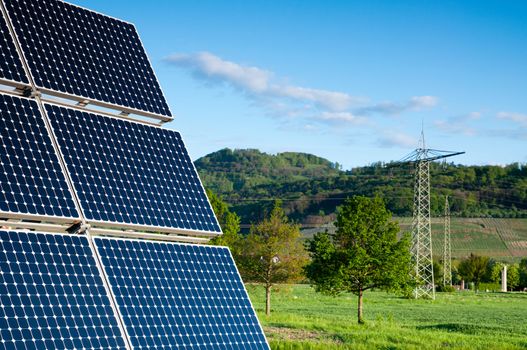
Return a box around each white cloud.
[165,52,271,92]
[270,85,355,111]
[165,51,439,131]
[317,111,368,125]
[357,95,438,116]
[165,52,357,111]
[497,112,527,126]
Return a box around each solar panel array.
[3,0,172,117]
[0,230,127,350]
[46,103,221,234]
[0,94,79,219]
[0,9,28,84]
[0,0,268,348]
[94,237,268,350]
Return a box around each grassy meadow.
[247,284,527,350]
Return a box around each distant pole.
[443,196,452,286]
[501,265,507,292]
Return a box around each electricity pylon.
[399,130,464,299]
[443,195,452,286]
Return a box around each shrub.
[436,284,456,293]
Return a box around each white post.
[501,265,507,292]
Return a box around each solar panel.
[94,236,269,350]
[0,7,28,84]
[3,0,172,118]
[0,93,79,220]
[45,103,221,234]
[0,230,128,349]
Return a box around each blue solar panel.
[0,93,79,219]
[0,9,28,84]
[94,236,269,350]
[3,0,171,117]
[0,230,128,349]
[45,103,220,234]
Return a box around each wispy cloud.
[434,112,481,136]
[357,96,438,116]
[165,52,358,111]
[316,112,369,125]
[376,131,417,148]
[165,51,438,133]
[497,112,527,126]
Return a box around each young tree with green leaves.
[508,263,520,291]
[305,196,413,324]
[458,254,490,291]
[238,201,307,316]
[520,258,527,290]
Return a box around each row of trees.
[446,253,527,291]
[208,190,413,323]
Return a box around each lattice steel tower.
[399,130,464,299]
[443,195,452,286]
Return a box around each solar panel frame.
[3,0,173,121]
[0,92,81,223]
[93,235,270,350]
[44,102,222,236]
[0,3,29,87]
[0,229,130,350]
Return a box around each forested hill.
[195,148,527,224]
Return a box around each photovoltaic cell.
[0,93,78,219]
[46,103,221,234]
[3,0,171,117]
[94,236,269,350]
[0,230,127,350]
[0,8,28,84]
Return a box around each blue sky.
[74,0,527,169]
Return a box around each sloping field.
[405,218,527,260]
[302,218,527,260]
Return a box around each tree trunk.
[265,284,272,316]
[357,288,364,324]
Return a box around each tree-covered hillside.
[195,148,527,224]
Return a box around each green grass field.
[247,284,527,350]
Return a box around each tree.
[458,254,490,291]
[207,189,242,256]
[238,201,307,316]
[490,261,505,285]
[508,264,520,291]
[520,258,527,290]
[305,196,413,324]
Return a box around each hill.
[195,148,527,224]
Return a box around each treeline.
[195,148,527,224]
[444,254,527,292]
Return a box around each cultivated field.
[303,218,527,261]
[399,218,527,260]
[247,284,527,350]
